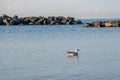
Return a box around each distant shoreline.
[0,14,120,27]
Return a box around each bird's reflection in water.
[67,56,79,64]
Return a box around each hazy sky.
[0,0,120,18]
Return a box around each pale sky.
[0,0,120,18]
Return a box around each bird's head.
[75,49,80,52]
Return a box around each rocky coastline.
[0,14,82,26]
[83,21,120,27]
[0,14,120,27]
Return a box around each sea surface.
[0,22,120,80]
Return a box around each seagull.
[67,49,80,57]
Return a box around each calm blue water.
[0,24,120,80]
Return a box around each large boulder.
[83,23,93,27]
[3,19,10,25]
[48,16,55,21]
[2,14,10,19]
[110,21,119,27]
[2,17,12,25]
[43,18,49,25]
[19,18,29,25]
[38,19,44,25]
[1,14,12,25]
[9,19,20,25]
[104,22,112,27]
[0,17,3,25]
[61,19,67,24]
[13,15,19,20]
[75,20,82,24]
[66,21,71,25]
[92,22,101,27]
[50,21,56,25]
[112,21,119,27]
[30,17,39,23]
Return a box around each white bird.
[67,49,80,57]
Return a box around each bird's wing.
[67,51,76,53]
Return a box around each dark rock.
[61,19,67,24]
[50,21,56,25]
[83,23,93,27]
[38,19,44,25]
[9,19,20,25]
[43,18,48,25]
[13,15,18,20]
[30,17,39,23]
[24,20,29,25]
[0,17,3,25]
[75,20,82,24]
[2,14,10,19]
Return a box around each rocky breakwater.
[83,20,120,27]
[0,14,82,26]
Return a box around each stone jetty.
[0,14,82,26]
[83,21,120,27]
